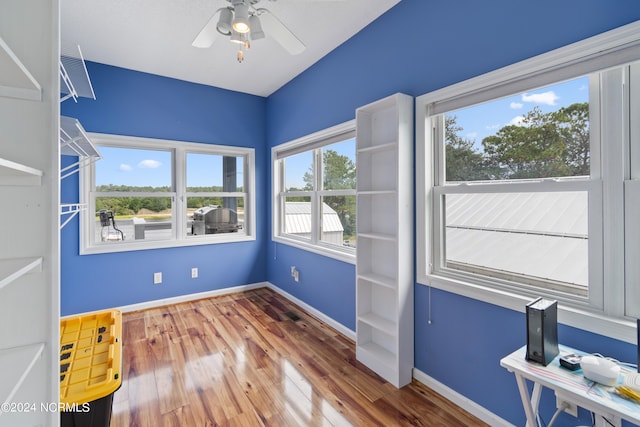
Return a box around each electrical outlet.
[154,272,162,284]
[191,267,198,278]
[290,266,299,282]
[555,396,578,417]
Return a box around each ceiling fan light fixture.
[216,7,233,35]
[249,15,265,40]
[232,3,250,34]
[230,30,246,44]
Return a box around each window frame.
[272,120,356,264]
[416,21,640,343]
[80,133,256,254]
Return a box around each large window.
[417,22,640,341]
[80,134,255,254]
[272,121,356,262]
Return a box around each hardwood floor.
[110,288,488,427]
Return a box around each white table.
[500,345,640,427]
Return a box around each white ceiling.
[61,0,399,97]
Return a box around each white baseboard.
[116,282,267,313]
[265,282,356,341]
[412,368,514,427]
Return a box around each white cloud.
[510,102,523,109]
[466,132,478,140]
[138,159,162,169]
[509,115,525,126]
[119,164,132,172]
[521,91,559,106]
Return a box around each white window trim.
[416,21,640,344]
[272,120,356,264]
[80,133,256,254]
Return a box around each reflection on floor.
[111,288,488,426]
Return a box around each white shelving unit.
[355,93,414,388]
[60,45,95,103]
[59,50,99,230]
[0,1,59,425]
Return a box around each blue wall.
[265,0,640,426]
[60,62,268,315]
[59,1,640,425]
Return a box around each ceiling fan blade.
[192,10,221,48]
[258,9,306,55]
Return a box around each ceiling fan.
[192,0,343,63]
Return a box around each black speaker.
[526,297,559,366]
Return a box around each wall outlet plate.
[191,267,198,278]
[154,272,162,284]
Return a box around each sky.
[449,75,590,150]
[95,149,244,189]
[95,77,587,189]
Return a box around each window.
[80,134,255,254]
[416,22,640,341]
[272,121,356,262]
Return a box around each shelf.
[358,232,396,242]
[0,258,43,292]
[0,158,43,186]
[357,272,396,290]
[60,45,95,103]
[357,142,396,154]
[357,190,396,196]
[356,341,396,367]
[0,342,45,406]
[358,313,396,335]
[0,37,42,101]
[60,116,101,180]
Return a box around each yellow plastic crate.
[60,309,122,405]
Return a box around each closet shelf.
[0,258,43,292]
[0,37,42,101]
[60,116,101,180]
[0,158,43,186]
[60,45,95,103]
[0,342,45,406]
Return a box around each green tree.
[481,106,584,179]
[445,115,496,181]
[302,149,357,239]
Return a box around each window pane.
[187,197,244,236]
[96,146,172,189]
[321,195,356,248]
[445,77,590,182]
[285,152,313,191]
[283,196,312,238]
[322,138,356,190]
[187,153,244,192]
[95,196,173,242]
[443,191,588,295]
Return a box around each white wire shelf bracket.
[60,203,87,229]
[0,37,42,101]
[60,45,95,103]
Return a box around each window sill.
[81,233,256,255]
[272,235,356,265]
[417,272,637,345]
